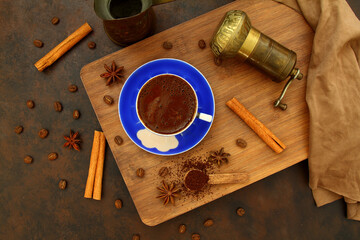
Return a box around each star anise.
[208,147,230,167]
[156,180,181,206]
[100,60,124,86]
[63,130,81,151]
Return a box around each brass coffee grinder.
[211,10,303,110]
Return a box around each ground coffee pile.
[184,170,209,191]
[159,153,216,201]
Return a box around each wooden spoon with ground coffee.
[184,169,249,191]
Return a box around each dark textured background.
[1,0,359,239]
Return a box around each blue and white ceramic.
[118,58,215,156]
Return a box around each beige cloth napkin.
[274,0,360,220]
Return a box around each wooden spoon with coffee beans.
[184,169,249,191]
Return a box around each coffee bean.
[114,135,123,145]
[73,110,80,119]
[192,233,201,240]
[38,129,49,139]
[132,234,140,240]
[59,179,67,190]
[136,168,145,178]
[68,84,78,92]
[214,56,222,66]
[48,152,58,161]
[162,41,173,49]
[103,95,114,105]
[88,41,96,49]
[51,17,60,25]
[24,155,33,164]
[115,199,123,209]
[203,219,214,227]
[236,207,245,216]
[236,138,247,148]
[158,167,169,177]
[54,101,63,112]
[14,126,23,134]
[198,39,206,49]
[33,39,43,48]
[27,100,35,109]
[178,224,186,234]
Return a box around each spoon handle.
[208,172,249,185]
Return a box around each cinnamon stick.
[84,130,101,198]
[93,132,106,200]
[34,22,92,72]
[226,98,286,153]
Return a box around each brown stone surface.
[0,0,359,239]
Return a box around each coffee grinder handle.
[274,68,303,110]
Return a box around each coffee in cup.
[137,74,197,135]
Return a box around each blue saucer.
[118,58,215,156]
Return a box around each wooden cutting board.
[80,0,313,226]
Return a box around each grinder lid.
[210,10,252,59]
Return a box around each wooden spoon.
[184,169,249,191]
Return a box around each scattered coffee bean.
[88,41,96,49]
[214,56,222,66]
[54,101,63,112]
[38,129,49,139]
[162,41,173,49]
[236,138,247,148]
[136,168,145,178]
[26,100,35,109]
[236,207,245,216]
[51,17,60,25]
[178,224,186,234]
[203,219,214,227]
[198,39,206,49]
[59,179,67,190]
[192,233,201,240]
[132,234,140,240]
[33,39,43,48]
[115,199,123,209]
[114,135,123,145]
[48,152,58,161]
[103,95,114,105]
[24,155,33,164]
[68,84,78,92]
[73,110,80,119]
[14,126,23,134]
[158,167,169,177]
